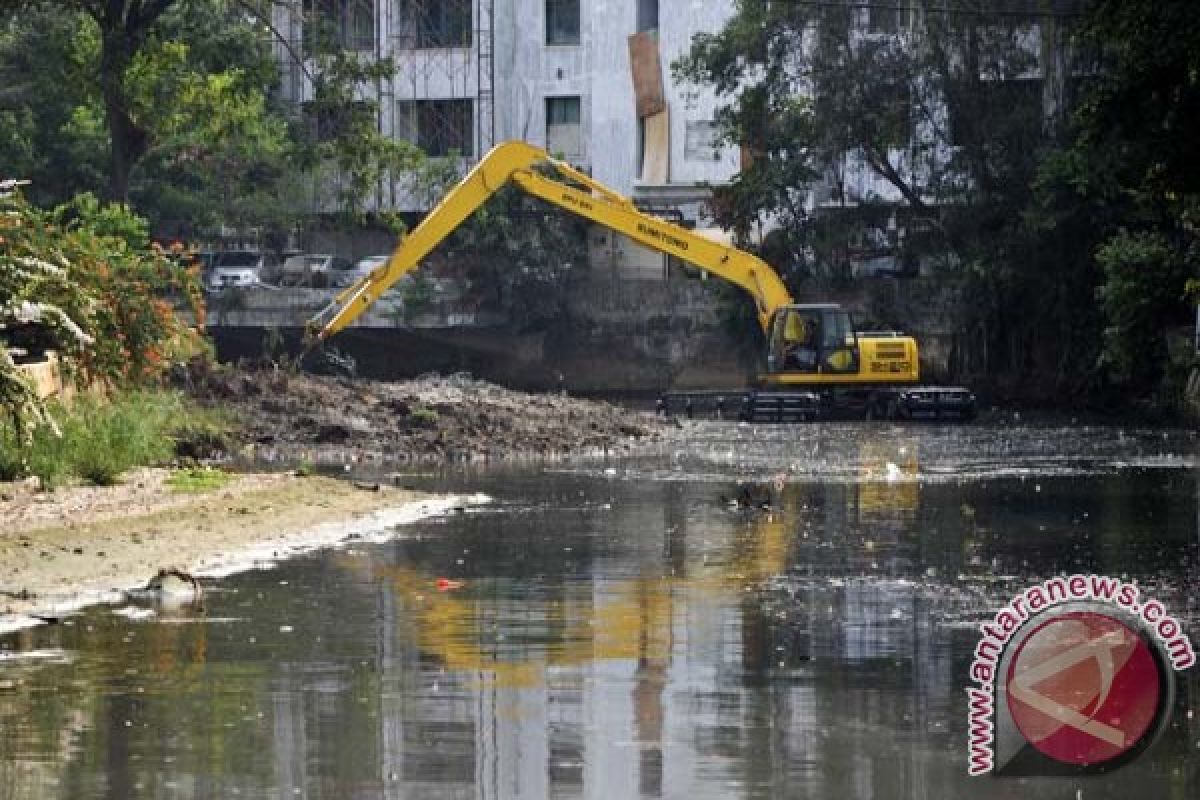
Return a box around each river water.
[2,421,1198,799]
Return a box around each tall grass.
[0,390,231,487]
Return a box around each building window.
[866,0,900,34]
[685,121,720,162]
[313,0,375,51]
[304,100,374,142]
[546,96,582,158]
[636,0,658,33]
[546,0,580,46]
[397,0,472,49]
[399,99,474,157]
[949,78,1043,147]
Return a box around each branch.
[232,0,315,84]
[69,0,106,20]
[125,0,175,37]
[861,143,927,211]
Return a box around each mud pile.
[181,364,666,461]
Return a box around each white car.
[279,254,352,287]
[205,251,268,292]
[331,255,390,288]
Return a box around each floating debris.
[145,568,204,601]
[112,607,157,621]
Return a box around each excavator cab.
[767,305,860,377]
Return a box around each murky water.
[2,422,1199,799]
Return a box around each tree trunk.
[99,33,148,203]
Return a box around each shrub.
[0,390,230,487]
[1,185,207,441]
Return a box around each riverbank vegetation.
[0,182,218,486]
[0,390,229,488]
[675,0,1199,411]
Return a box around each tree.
[0,0,423,236]
[1,183,204,442]
[673,1,1050,279]
[0,6,109,205]
[0,0,293,227]
[41,0,182,203]
[292,48,424,225]
[1039,0,1200,397]
[426,183,589,331]
[674,1,1112,395]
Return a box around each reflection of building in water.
[854,440,920,523]
[840,580,916,662]
[324,480,797,797]
[332,474,971,798]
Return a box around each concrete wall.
[205,271,747,392]
[205,275,963,392]
[12,351,70,402]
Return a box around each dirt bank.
[0,470,469,632]
[178,364,668,461]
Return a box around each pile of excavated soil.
[181,365,668,460]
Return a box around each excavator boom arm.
[310,141,793,340]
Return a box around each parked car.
[205,250,269,292]
[330,254,390,288]
[279,253,352,287]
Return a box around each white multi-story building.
[272,1,739,215]
[271,2,1069,277]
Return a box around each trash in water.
[112,607,156,621]
[145,568,203,600]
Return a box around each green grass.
[166,466,233,493]
[410,407,439,426]
[0,389,233,488]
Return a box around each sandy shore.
[0,469,480,634]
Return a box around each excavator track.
[660,387,975,422]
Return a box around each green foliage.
[1031,0,1200,398]
[62,393,180,485]
[1,185,206,438]
[674,0,1043,282]
[296,50,425,220]
[166,465,232,493]
[409,407,439,426]
[1095,230,1191,385]
[0,1,437,239]
[400,273,437,321]
[0,7,105,205]
[0,390,221,487]
[66,192,151,250]
[1,187,98,441]
[429,184,588,330]
[0,1,294,226]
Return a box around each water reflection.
[2,424,1198,799]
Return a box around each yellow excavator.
[308,141,974,421]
